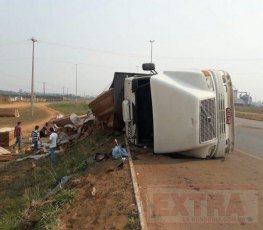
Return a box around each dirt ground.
[0,102,60,137]
[130,147,263,230]
[0,102,31,109]
[58,158,139,230]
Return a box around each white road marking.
[235,148,263,161]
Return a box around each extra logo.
[145,184,258,224]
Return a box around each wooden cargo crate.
[89,89,114,128]
[0,127,15,147]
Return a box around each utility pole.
[42,82,46,96]
[67,88,68,97]
[62,87,64,101]
[75,64,78,103]
[136,66,139,73]
[149,40,155,63]
[30,37,37,117]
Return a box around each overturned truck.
[89,64,235,158]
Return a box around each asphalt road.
[130,117,263,230]
[235,117,263,156]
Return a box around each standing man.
[31,125,40,154]
[14,121,22,150]
[49,127,58,166]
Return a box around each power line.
[39,40,145,58]
[1,39,263,62]
[38,40,263,62]
[1,39,263,63]
[0,41,27,48]
[34,57,133,69]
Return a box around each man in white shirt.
[49,127,58,166]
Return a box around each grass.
[0,107,48,128]
[0,130,110,229]
[125,211,141,230]
[48,101,90,115]
[33,190,75,229]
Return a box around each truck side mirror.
[142,63,155,71]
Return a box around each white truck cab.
[122,65,234,158]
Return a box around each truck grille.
[200,98,216,143]
[218,94,226,135]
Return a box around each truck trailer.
[89,63,235,158]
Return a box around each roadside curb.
[125,137,148,230]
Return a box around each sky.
[0,0,263,100]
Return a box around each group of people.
[14,121,58,166]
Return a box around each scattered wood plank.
[0,147,11,154]
[52,113,82,127]
[0,146,12,161]
[0,155,12,162]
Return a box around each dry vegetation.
[0,107,48,128]
[235,106,263,121]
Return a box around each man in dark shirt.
[40,122,49,138]
[14,121,22,150]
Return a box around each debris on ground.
[112,140,128,160]
[51,113,82,127]
[112,145,128,159]
[4,112,97,163]
[31,161,36,169]
[91,186,96,196]
[0,146,12,161]
[94,152,109,162]
[16,153,50,162]
[44,175,73,199]
[49,113,96,150]
[0,147,11,155]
